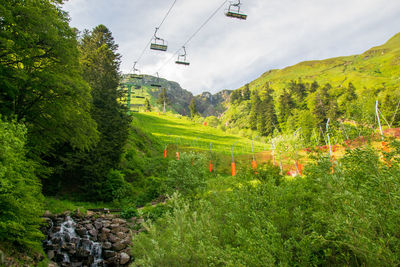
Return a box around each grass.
[43,197,118,214]
[133,112,267,156]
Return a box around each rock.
[94,221,103,230]
[136,218,144,224]
[86,210,95,216]
[48,261,59,267]
[99,232,108,242]
[111,227,121,234]
[122,247,132,256]
[104,255,119,265]
[101,227,111,234]
[116,232,127,239]
[75,227,87,236]
[108,233,119,243]
[47,250,55,261]
[112,218,126,224]
[70,262,82,267]
[120,227,130,233]
[122,236,132,246]
[103,222,111,228]
[112,242,127,251]
[88,229,98,237]
[85,224,94,230]
[102,241,112,249]
[77,247,90,258]
[103,250,116,259]
[44,210,52,217]
[120,252,130,265]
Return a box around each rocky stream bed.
[42,212,143,267]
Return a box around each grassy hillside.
[246,32,400,94]
[133,112,266,155]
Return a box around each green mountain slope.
[222,32,400,135]
[247,32,400,94]
[121,75,231,117]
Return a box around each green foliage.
[121,207,139,219]
[0,0,98,154]
[189,98,198,118]
[104,169,132,203]
[145,98,152,112]
[132,144,400,266]
[0,119,44,251]
[165,153,208,196]
[58,24,131,201]
[139,204,171,222]
[226,33,400,142]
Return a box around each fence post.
[231,141,239,176]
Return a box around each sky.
[63,0,400,95]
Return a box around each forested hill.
[223,32,400,137]
[121,74,231,117]
[246,32,400,94]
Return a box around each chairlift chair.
[225,0,247,20]
[151,72,162,87]
[150,28,168,51]
[131,62,143,79]
[175,46,190,66]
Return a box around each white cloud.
[63,0,400,94]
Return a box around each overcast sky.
[63,0,400,95]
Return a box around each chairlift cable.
[157,0,228,72]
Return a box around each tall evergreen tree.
[277,90,295,130]
[249,90,261,130]
[145,98,152,112]
[258,88,277,136]
[157,88,170,113]
[76,25,131,200]
[189,99,198,118]
[242,84,251,100]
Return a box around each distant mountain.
[221,32,400,135]
[194,90,232,117]
[242,32,400,95]
[121,74,231,117]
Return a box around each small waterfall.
[45,216,104,266]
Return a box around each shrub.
[165,152,208,196]
[104,169,132,203]
[132,144,400,266]
[0,119,44,252]
[121,207,139,219]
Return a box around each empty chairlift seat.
[225,0,247,20]
[150,28,168,51]
[175,46,190,66]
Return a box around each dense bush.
[132,143,400,266]
[0,119,44,251]
[120,207,139,219]
[165,152,208,196]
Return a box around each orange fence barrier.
[231,162,236,176]
[209,160,213,173]
[163,149,167,158]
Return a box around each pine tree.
[189,99,198,118]
[145,98,152,112]
[242,84,251,100]
[277,90,295,130]
[157,88,170,113]
[76,25,131,200]
[249,90,261,130]
[258,88,277,136]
